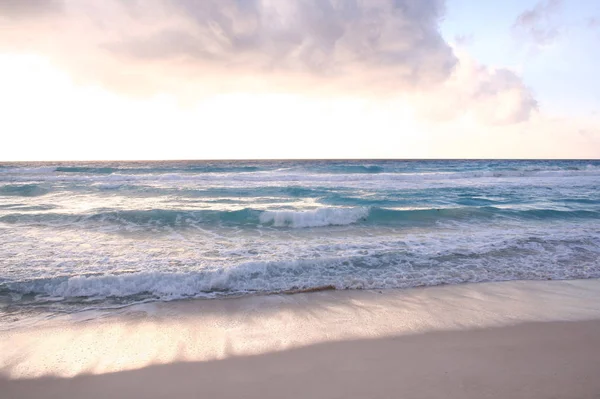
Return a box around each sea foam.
[259,207,369,228]
[1,159,600,311]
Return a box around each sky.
[0,0,599,160]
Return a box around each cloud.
[0,0,457,94]
[454,33,474,46]
[0,0,537,125]
[137,0,454,79]
[0,0,63,18]
[414,53,538,125]
[512,0,562,46]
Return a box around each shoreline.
[4,276,600,328]
[2,278,600,397]
[3,279,600,374]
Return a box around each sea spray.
[1,159,599,310]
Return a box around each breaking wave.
[3,237,599,303]
[2,206,599,229]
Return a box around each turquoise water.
[1,160,599,312]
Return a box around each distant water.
[1,160,600,313]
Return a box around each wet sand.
[2,279,600,398]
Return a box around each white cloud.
[512,0,563,47]
[0,0,457,94]
[0,0,539,127]
[413,53,538,125]
[0,0,63,18]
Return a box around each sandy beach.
[3,0,600,393]
[2,279,600,398]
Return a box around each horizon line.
[1,158,600,163]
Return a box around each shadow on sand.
[2,320,600,399]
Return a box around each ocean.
[1,159,599,318]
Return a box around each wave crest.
[0,184,49,197]
[259,207,369,228]
[2,206,599,229]
[3,236,600,303]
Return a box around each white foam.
[259,207,369,228]
[6,223,600,302]
[2,166,600,186]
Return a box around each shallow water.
[1,159,599,314]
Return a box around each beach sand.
[2,279,600,398]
